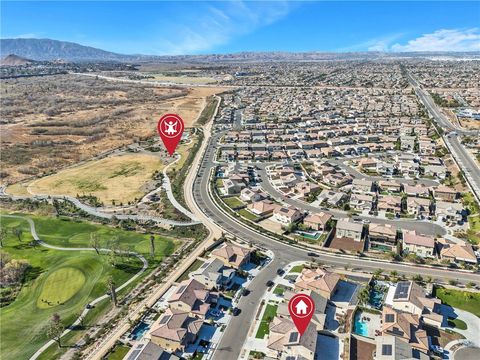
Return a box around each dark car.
[266,280,274,287]
[232,308,241,316]
[276,268,285,276]
[308,252,319,257]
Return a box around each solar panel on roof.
[159,315,171,325]
[177,285,187,294]
[289,332,299,343]
[127,349,141,360]
[382,344,393,356]
[393,282,410,299]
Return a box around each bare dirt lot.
[0,74,227,185]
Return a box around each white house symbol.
[295,299,308,315]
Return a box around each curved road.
[191,129,480,360]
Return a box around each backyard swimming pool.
[129,321,150,341]
[353,311,369,337]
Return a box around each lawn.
[176,258,205,282]
[467,214,480,244]
[223,196,244,209]
[20,153,165,204]
[448,317,468,330]
[106,344,131,360]
[255,304,278,339]
[289,265,305,273]
[435,288,480,317]
[239,209,260,221]
[273,284,291,296]
[0,213,178,360]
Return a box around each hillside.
[0,54,35,66]
[0,38,131,62]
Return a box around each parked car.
[308,252,319,257]
[276,268,285,276]
[232,307,241,316]
[266,280,274,287]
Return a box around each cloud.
[12,33,39,39]
[338,34,404,52]
[391,28,480,52]
[154,1,292,55]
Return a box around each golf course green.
[0,212,179,360]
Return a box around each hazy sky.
[1,1,479,55]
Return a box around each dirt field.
[150,75,217,84]
[0,74,227,185]
[19,153,164,204]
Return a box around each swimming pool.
[353,311,369,337]
[130,321,150,341]
[295,231,321,240]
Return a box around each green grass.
[448,318,468,330]
[215,178,224,188]
[467,215,480,244]
[436,288,480,317]
[289,265,304,273]
[37,267,86,309]
[106,345,131,360]
[273,284,291,296]
[223,197,244,209]
[239,209,260,221]
[176,258,205,282]
[255,304,278,339]
[0,212,178,360]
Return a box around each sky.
[1,1,479,55]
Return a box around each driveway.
[440,305,480,346]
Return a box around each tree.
[149,234,155,258]
[89,232,100,255]
[0,228,7,247]
[390,270,399,281]
[373,269,383,279]
[46,313,65,348]
[12,227,23,242]
[107,276,118,307]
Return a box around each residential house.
[377,195,402,214]
[168,279,217,317]
[247,199,280,217]
[123,339,181,360]
[375,335,429,360]
[303,212,332,231]
[267,317,317,360]
[211,243,252,269]
[350,193,374,212]
[406,197,431,218]
[439,241,477,264]
[435,201,464,222]
[352,179,374,193]
[335,219,363,241]
[424,165,447,179]
[390,281,441,318]
[295,267,340,299]
[189,258,236,290]
[403,184,430,198]
[402,231,435,258]
[368,223,397,251]
[149,308,203,352]
[381,307,429,353]
[272,206,304,227]
[379,181,402,193]
[317,189,348,207]
[294,181,321,200]
[239,188,266,203]
[278,289,327,331]
[433,185,457,202]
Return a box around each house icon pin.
[295,299,308,315]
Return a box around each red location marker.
[157,113,185,156]
[288,293,315,336]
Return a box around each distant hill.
[1,38,479,63]
[0,38,132,62]
[0,54,36,66]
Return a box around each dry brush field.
[0,74,226,185]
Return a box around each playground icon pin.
[288,293,315,336]
[157,113,184,156]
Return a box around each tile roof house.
[168,279,217,317]
[240,188,266,203]
[435,201,464,221]
[149,308,204,352]
[352,179,374,193]
[406,197,431,217]
[350,193,375,211]
[379,180,402,193]
[189,258,236,290]
[381,307,429,353]
[390,281,441,318]
[439,241,477,264]
[368,223,397,251]
[317,189,348,207]
[402,231,435,258]
[123,339,181,360]
[303,212,332,231]
[267,317,317,360]
[247,199,280,217]
[295,267,340,299]
[403,184,430,198]
[375,335,429,360]
[278,289,327,331]
[211,242,252,269]
[377,195,402,214]
[433,185,457,202]
[272,206,304,227]
[336,219,364,241]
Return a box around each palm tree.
[373,269,383,279]
[107,276,117,307]
[149,234,155,258]
[390,270,399,282]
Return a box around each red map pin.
[157,113,185,156]
[288,293,315,336]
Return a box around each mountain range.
[1,38,479,63]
